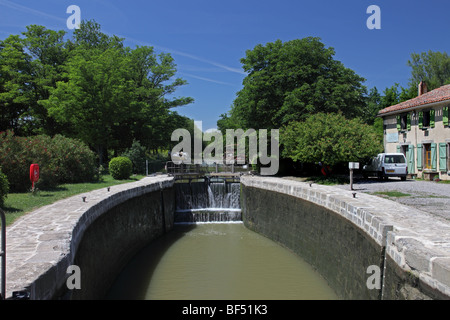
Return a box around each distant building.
[378,82,450,181]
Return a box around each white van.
[362,153,408,181]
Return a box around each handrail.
[0,208,5,300]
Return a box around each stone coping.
[2,175,174,299]
[241,176,450,298]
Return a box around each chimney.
[418,81,428,96]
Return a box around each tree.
[225,38,367,130]
[407,50,450,91]
[362,87,382,125]
[40,21,193,164]
[281,113,383,167]
[0,35,33,135]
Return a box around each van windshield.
[384,155,406,164]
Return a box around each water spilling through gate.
[174,178,242,223]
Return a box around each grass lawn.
[371,191,411,198]
[1,174,145,226]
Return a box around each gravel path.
[334,177,450,221]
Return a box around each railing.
[166,162,247,182]
[0,208,5,300]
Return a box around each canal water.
[106,223,338,300]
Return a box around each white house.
[378,82,450,181]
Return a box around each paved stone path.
[334,178,450,221]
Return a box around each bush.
[122,140,147,174]
[109,157,133,180]
[0,131,98,192]
[0,168,9,207]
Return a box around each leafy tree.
[0,35,33,135]
[22,25,69,135]
[407,50,450,91]
[225,38,367,130]
[281,113,383,167]
[40,21,193,164]
[362,87,382,125]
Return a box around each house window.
[423,110,431,128]
[419,109,435,129]
[397,113,411,131]
[400,114,407,130]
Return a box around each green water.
[106,223,338,300]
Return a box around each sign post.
[349,162,360,191]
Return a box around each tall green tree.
[407,50,450,91]
[0,34,33,135]
[225,38,367,130]
[40,21,193,164]
[23,25,69,135]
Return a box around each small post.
[146,160,148,176]
[350,169,354,191]
[349,162,359,191]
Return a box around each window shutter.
[430,109,435,128]
[431,143,437,171]
[396,145,401,153]
[407,113,411,131]
[444,106,449,126]
[418,111,423,129]
[408,145,415,174]
[439,143,447,172]
[417,144,423,170]
[396,115,401,131]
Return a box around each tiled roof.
[378,84,450,115]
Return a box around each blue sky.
[1,0,450,130]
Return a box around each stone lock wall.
[240,176,450,300]
[4,176,174,300]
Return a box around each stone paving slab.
[241,176,450,298]
[2,175,174,299]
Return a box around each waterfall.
[175,179,241,223]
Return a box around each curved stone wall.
[241,176,450,300]
[4,176,174,300]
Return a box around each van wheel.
[401,176,406,181]
[377,172,383,181]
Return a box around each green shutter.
[444,106,449,126]
[430,109,435,128]
[439,143,447,172]
[407,113,411,131]
[417,144,423,170]
[408,145,415,174]
[396,115,401,131]
[396,145,401,153]
[431,143,437,171]
[418,111,423,129]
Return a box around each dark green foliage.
[222,38,367,131]
[0,131,98,192]
[109,157,133,180]
[0,168,9,206]
[281,113,383,167]
[0,21,193,166]
[122,140,147,174]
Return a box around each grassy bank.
[1,174,145,226]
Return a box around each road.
[334,177,450,221]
